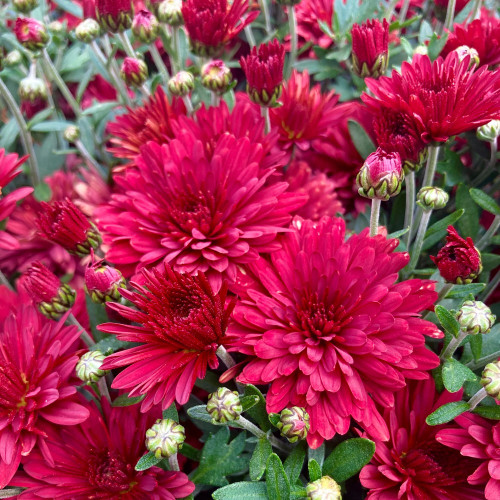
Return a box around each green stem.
[42,49,81,118]
[150,43,171,85]
[216,345,235,369]
[210,92,220,107]
[441,329,468,360]
[398,0,411,22]
[286,6,298,79]
[182,95,194,114]
[75,139,106,177]
[0,269,13,291]
[168,454,180,471]
[172,27,181,74]
[244,25,256,48]
[477,214,500,251]
[403,171,415,250]
[237,416,291,453]
[259,0,272,34]
[480,269,500,303]
[97,377,111,402]
[468,387,487,410]
[118,32,136,58]
[262,106,271,134]
[369,199,381,237]
[67,313,94,347]
[0,78,41,186]
[444,0,457,32]
[406,210,432,276]
[384,0,399,20]
[467,352,500,371]
[470,0,482,20]
[472,140,498,188]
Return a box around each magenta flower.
[351,18,389,78]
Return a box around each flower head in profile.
[0,301,89,488]
[95,0,133,32]
[100,265,235,411]
[10,400,195,499]
[14,17,48,51]
[228,216,441,448]
[351,18,389,78]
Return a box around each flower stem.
[369,199,381,237]
[0,78,41,186]
[398,0,411,22]
[150,43,171,85]
[406,210,432,276]
[479,269,500,303]
[118,32,136,58]
[237,416,291,453]
[172,27,182,74]
[477,215,500,251]
[211,92,220,107]
[473,140,498,187]
[0,489,24,498]
[244,25,256,48]
[182,95,194,115]
[259,0,272,34]
[384,0,399,20]
[75,139,106,177]
[441,329,468,360]
[216,345,235,369]
[286,6,298,79]
[444,0,457,32]
[470,0,482,20]
[67,313,94,347]
[467,387,487,410]
[467,352,500,370]
[262,106,271,134]
[98,377,111,402]
[403,170,415,249]
[168,454,180,471]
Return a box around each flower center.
[0,362,30,416]
[171,192,212,235]
[87,450,134,493]
[166,284,203,319]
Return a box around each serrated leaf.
[112,393,145,407]
[250,438,272,481]
[90,335,132,355]
[179,443,202,462]
[442,358,477,392]
[322,438,375,483]
[266,453,290,500]
[212,482,268,500]
[283,442,306,485]
[308,459,322,482]
[135,451,161,471]
[470,188,500,216]
[445,283,485,299]
[435,305,460,337]
[190,427,248,486]
[163,402,179,422]
[348,120,376,160]
[243,385,271,431]
[426,401,470,425]
[472,405,500,420]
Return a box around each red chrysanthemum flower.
[363,52,500,144]
[14,17,49,51]
[100,266,235,411]
[437,412,500,499]
[294,0,334,52]
[0,303,89,488]
[97,113,305,291]
[182,0,258,56]
[10,400,195,499]
[95,0,133,32]
[227,216,441,448]
[351,18,389,78]
[442,14,500,69]
[360,377,483,499]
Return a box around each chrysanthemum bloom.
[120,57,148,87]
[182,0,258,56]
[98,129,305,291]
[95,0,133,32]
[132,9,159,43]
[431,226,482,284]
[37,198,101,257]
[99,266,235,411]
[241,39,286,107]
[351,19,389,78]
[0,303,89,488]
[85,257,126,303]
[10,400,195,499]
[228,216,441,448]
[363,52,500,144]
[441,15,500,69]
[14,17,49,51]
[360,377,484,499]
[437,413,500,499]
[294,0,333,53]
[201,60,233,94]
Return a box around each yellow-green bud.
[306,476,342,500]
[206,387,242,424]
[168,71,195,97]
[145,419,185,459]
[12,0,39,14]
[19,76,48,103]
[477,120,500,143]
[481,361,500,400]
[201,60,233,94]
[75,19,101,43]
[5,50,23,68]
[276,407,310,443]
[48,21,65,34]
[455,45,480,67]
[457,300,495,335]
[63,125,80,143]
[414,45,428,56]
[76,351,108,383]
[157,0,183,26]
[416,186,449,212]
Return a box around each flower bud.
[48,20,65,35]
[457,300,495,335]
[5,50,23,67]
[76,350,108,383]
[206,387,242,423]
[85,260,126,303]
[63,125,80,143]
[201,60,232,94]
[145,419,185,459]
[75,18,101,43]
[19,76,48,103]
[356,148,404,201]
[454,45,480,68]
[120,57,148,87]
[276,407,310,443]
[14,17,49,51]
[23,262,76,320]
[96,0,133,33]
[157,0,183,25]
[306,476,342,500]
[132,10,160,43]
[12,0,38,14]
[481,361,500,400]
[168,71,195,97]
[477,120,500,143]
[414,45,428,56]
[416,186,449,212]
[352,19,389,79]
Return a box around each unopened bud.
[416,186,449,212]
[96,0,133,33]
[5,50,23,67]
[414,45,428,56]
[157,0,183,25]
[168,71,194,97]
[201,60,232,94]
[13,0,38,13]
[132,10,160,43]
[75,19,101,43]
[76,350,108,383]
[63,125,80,143]
[48,20,65,35]
[457,300,495,335]
[481,361,500,400]
[206,387,242,423]
[14,17,49,51]
[477,120,500,143]
[455,45,480,68]
[19,76,48,103]
[120,57,148,87]
[145,419,185,459]
[275,407,310,442]
[85,261,126,304]
[306,476,342,500]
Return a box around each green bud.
[12,0,39,14]
[157,0,184,26]
[19,76,47,103]
[481,361,500,400]
[38,283,76,320]
[168,71,195,97]
[145,419,185,459]
[76,350,108,383]
[201,60,233,94]
[276,407,310,443]
[416,186,449,212]
[5,50,23,68]
[206,387,242,424]
[477,120,500,143]
[63,125,80,143]
[455,45,480,67]
[75,19,101,43]
[457,300,495,335]
[306,476,342,500]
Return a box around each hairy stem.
[403,171,415,249]
[369,199,381,237]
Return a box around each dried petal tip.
[96,0,133,32]
[416,186,449,212]
[457,300,495,336]
[63,125,80,143]
[120,57,148,87]
[158,0,183,25]
[454,45,480,67]
[481,361,500,400]
[306,476,342,500]
[356,148,404,201]
[19,76,48,103]
[14,17,49,51]
[431,226,482,284]
[76,350,108,382]
[352,18,389,78]
[37,198,101,256]
[277,407,310,443]
[145,419,185,459]
[168,71,194,97]
[132,10,160,43]
[477,120,500,143]
[75,19,101,42]
[23,262,76,319]
[201,60,233,94]
[13,0,39,14]
[207,387,242,423]
[85,260,126,303]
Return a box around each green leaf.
[472,405,500,420]
[33,182,52,202]
[425,209,465,239]
[0,119,20,150]
[308,459,322,482]
[469,188,500,216]
[322,438,375,483]
[52,0,82,17]
[436,149,466,187]
[445,283,485,299]
[482,254,500,272]
[456,183,479,239]
[135,451,161,471]
[266,453,290,500]
[268,413,281,427]
[30,120,73,132]
[308,444,325,469]
[179,443,202,462]
[442,358,477,393]
[163,402,179,422]
[112,393,145,407]
[243,385,271,431]
[212,482,268,500]
[427,32,448,61]
[27,107,56,128]
[81,101,119,117]
[250,438,272,481]
[190,427,248,486]
[85,296,109,343]
[435,305,460,337]
[241,395,260,413]
[186,405,242,427]
[470,334,483,362]
[426,401,470,425]
[90,335,132,355]
[348,120,376,160]
[388,227,410,239]
[283,442,306,485]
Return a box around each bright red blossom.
[228,216,440,448]
[100,266,235,411]
[351,18,389,78]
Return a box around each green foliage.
[243,385,271,431]
[442,358,477,392]
[426,401,470,425]
[112,393,145,407]
[90,335,131,355]
[135,451,161,471]
[249,438,273,481]
[163,402,179,422]
[283,442,306,485]
[266,454,291,500]
[212,482,268,499]
[348,120,376,160]
[435,305,460,338]
[470,188,500,216]
[308,459,322,482]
